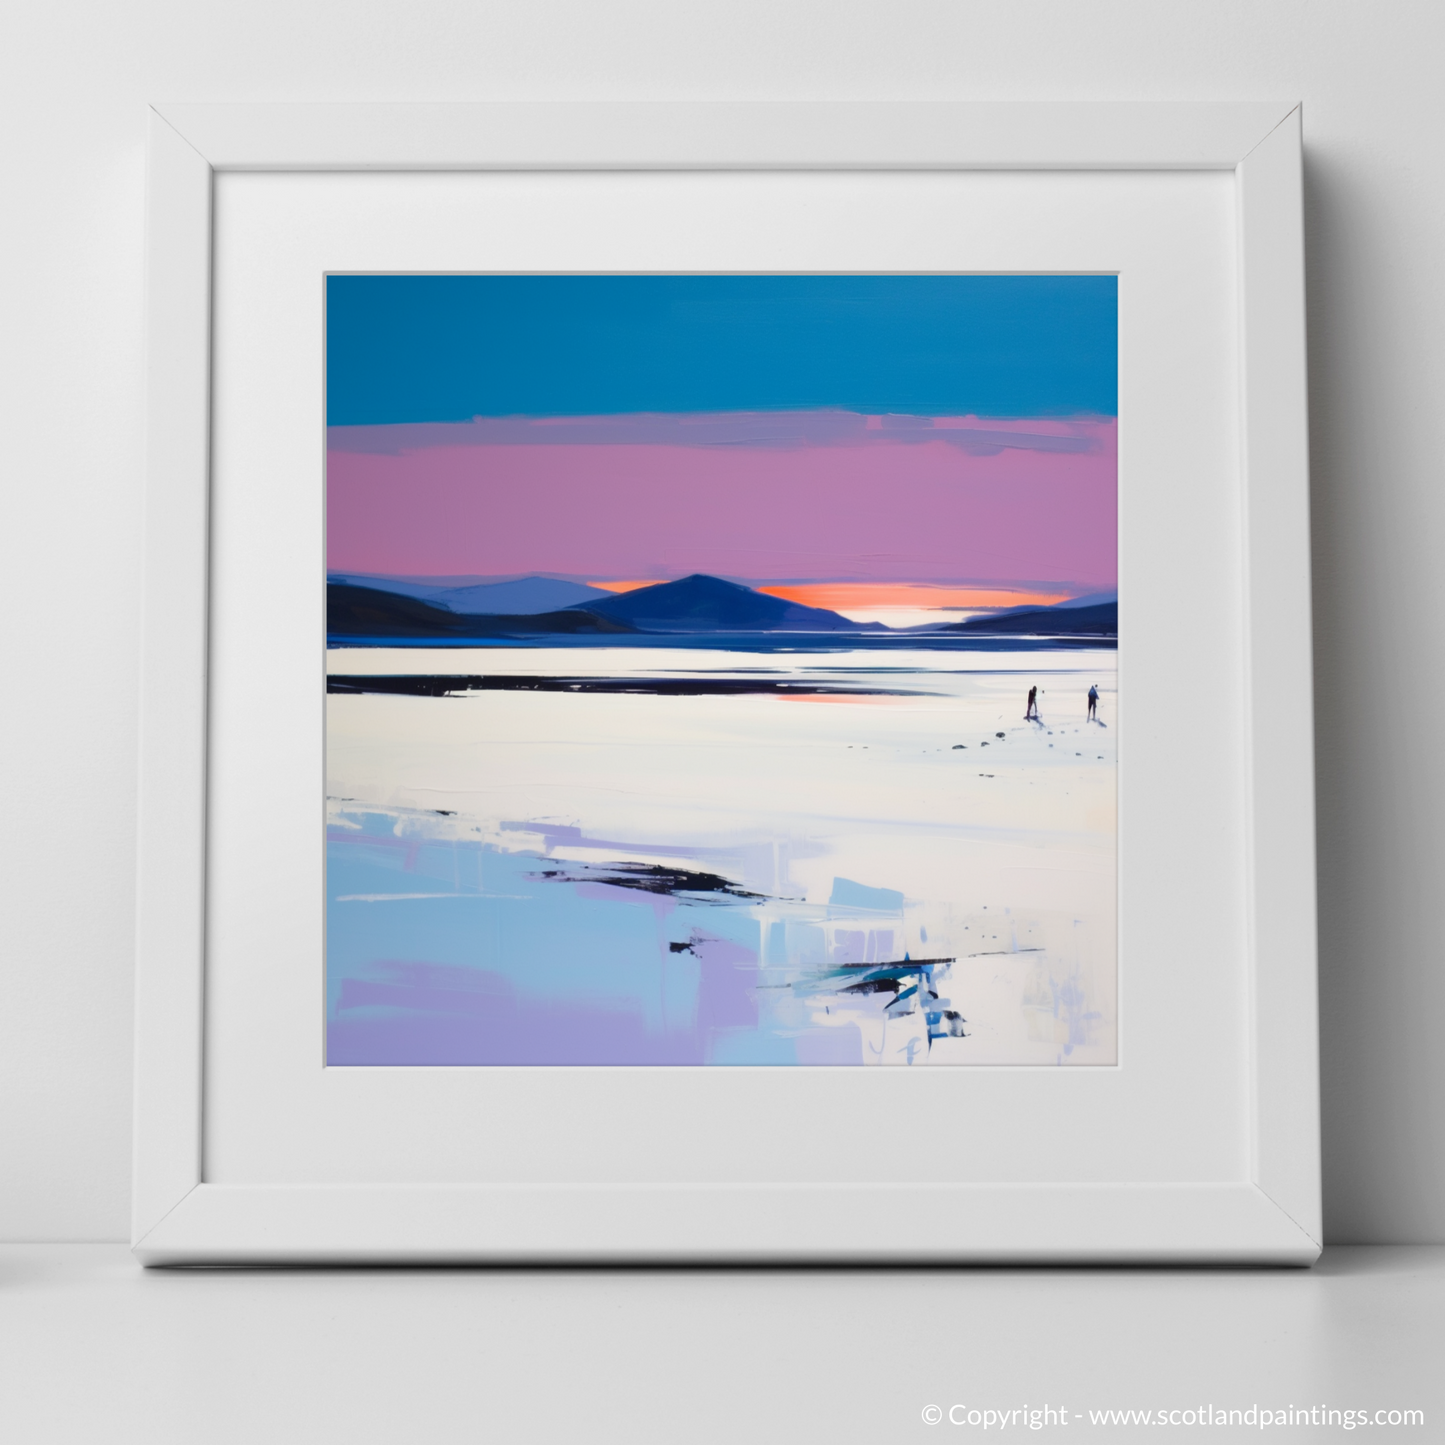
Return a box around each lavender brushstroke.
[329,932,762,1066]
[327,409,1106,456]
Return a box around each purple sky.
[326,410,1117,589]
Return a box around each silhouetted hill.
[328,573,613,615]
[435,577,612,614]
[979,590,1117,622]
[582,574,875,632]
[1053,590,1117,611]
[326,576,1106,647]
[327,584,638,640]
[327,575,868,641]
[942,600,1117,636]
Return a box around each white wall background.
[1,0,1440,1243]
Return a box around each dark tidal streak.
[327,674,929,698]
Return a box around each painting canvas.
[325,275,1117,1067]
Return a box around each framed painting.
[323,273,1119,1069]
[134,102,1319,1263]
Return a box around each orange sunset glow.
[758,583,1073,611]
[588,580,1074,609]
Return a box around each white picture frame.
[135,102,1319,1265]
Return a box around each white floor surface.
[0,1245,1440,1442]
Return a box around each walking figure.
[1087,684,1099,722]
[1025,685,1039,721]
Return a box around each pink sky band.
[327,412,1117,588]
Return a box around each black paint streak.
[327,674,929,699]
[832,957,957,982]
[833,957,957,970]
[841,977,903,996]
[534,862,767,901]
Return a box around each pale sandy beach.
[325,645,1117,1066]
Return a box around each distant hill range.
[941,599,1117,636]
[326,573,1116,646]
[585,574,878,633]
[328,573,612,615]
[327,584,635,640]
[328,573,876,642]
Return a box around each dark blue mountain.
[328,573,612,615]
[328,574,870,642]
[978,589,1117,622]
[437,577,612,614]
[1053,590,1117,610]
[328,575,1106,647]
[580,574,874,632]
[327,583,638,640]
[942,600,1117,636]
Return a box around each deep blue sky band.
[325,274,1118,426]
